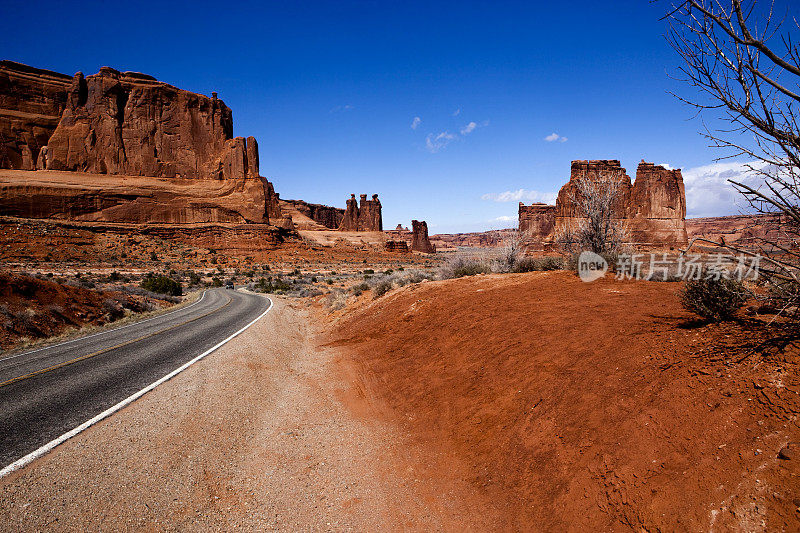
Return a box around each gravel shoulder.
[0,296,492,531]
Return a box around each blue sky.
[0,0,767,232]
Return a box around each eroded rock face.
[518,203,555,250]
[43,66,254,180]
[338,193,382,231]
[520,159,688,249]
[385,240,409,253]
[0,61,71,170]
[411,220,435,253]
[0,61,280,225]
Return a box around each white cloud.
[657,162,675,170]
[425,131,457,153]
[411,116,421,130]
[682,160,768,218]
[460,121,477,135]
[491,215,517,222]
[453,108,461,117]
[481,189,558,204]
[544,132,567,143]
[329,104,354,113]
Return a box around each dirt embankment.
[0,273,171,350]
[327,271,800,531]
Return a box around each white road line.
[0,290,209,364]
[0,296,273,479]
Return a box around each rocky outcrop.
[338,193,382,232]
[0,61,71,170]
[41,66,253,180]
[385,240,409,253]
[411,220,435,253]
[0,61,282,226]
[520,159,688,250]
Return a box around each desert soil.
[326,271,800,531]
[0,296,493,531]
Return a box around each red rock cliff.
[0,61,280,225]
[0,61,71,170]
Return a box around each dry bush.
[438,254,493,279]
[680,277,748,322]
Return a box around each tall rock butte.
[519,159,687,249]
[411,220,436,253]
[338,193,382,231]
[0,61,281,225]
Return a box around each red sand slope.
[327,271,800,531]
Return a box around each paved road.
[0,288,271,469]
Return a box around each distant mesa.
[519,159,688,250]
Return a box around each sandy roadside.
[0,296,494,531]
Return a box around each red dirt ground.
[326,271,800,531]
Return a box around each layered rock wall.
[0,61,71,170]
[43,66,253,180]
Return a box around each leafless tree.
[666,0,800,324]
[496,227,535,272]
[555,175,628,256]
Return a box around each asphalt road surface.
[0,288,271,469]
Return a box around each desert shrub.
[210,276,223,288]
[405,270,435,284]
[325,289,349,311]
[680,277,747,322]
[254,277,292,293]
[140,274,182,296]
[438,255,492,280]
[351,281,370,296]
[512,256,565,273]
[372,279,394,299]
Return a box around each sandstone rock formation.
[338,193,382,232]
[0,61,71,170]
[385,240,409,253]
[519,160,688,250]
[42,66,252,180]
[0,170,275,224]
[518,203,556,251]
[411,220,435,253]
[0,61,281,226]
[395,224,408,231]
